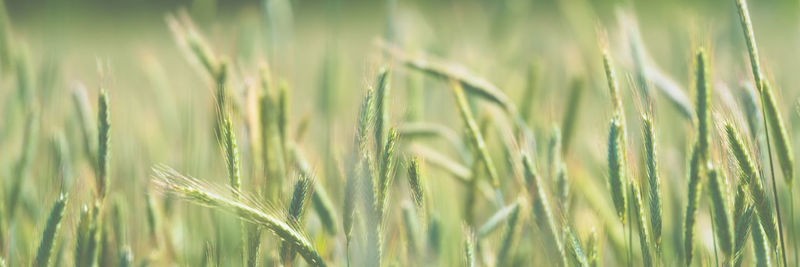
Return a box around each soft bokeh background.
[3,0,800,266]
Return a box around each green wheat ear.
[220,113,241,194]
[683,144,703,266]
[761,81,794,184]
[464,226,476,267]
[153,166,326,267]
[724,122,778,247]
[34,194,68,267]
[376,127,398,218]
[97,88,111,199]
[694,48,711,160]
[374,66,391,160]
[281,172,315,265]
[406,156,426,221]
[564,225,589,267]
[642,115,662,254]
[707,165,733,260]
[74,203,101,267]
[752,220,771,267]
[602,50,622,113]
[732,172,754,267]
[289,145,338,235]
[607,114,627,226]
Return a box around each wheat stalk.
[522,152,567,266]
[607,114,627,226]
[723,122,778,248]
[33,194,68,267]
[97,88,111,199]
[152,166,326,267]
[496,198,524,267]
[407,157,426,222]
[561,78,584,155]
[734,1,789,264]
[642,115,662,256]
[708,166,733,260]
[464,226,476,267]
[451,79,502,196]
[630,180,652,266]
[684,144,703,265]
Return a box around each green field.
[3,0,800,266]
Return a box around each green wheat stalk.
[565,225,589,267]
[561,78,584,155]
[374,66,391,163]
[281,173,315,265]
[407,157,426,222]
[708,166,733,261]
[684,144,703,266]
[695,49,711,160]
[548,126,562,182]
[97,88,110,200]
[344,87,375,242]
[152,166,327,267]
[732,174,754,266]
[464,226,476,267]
[259,66,287,200]
[724,122,778,249]
[74,203,101,267]
[642,115,662,256]
[451,79,502,196]
[401,204,420,258]
[555,163,570,216]
[752,221,771,267]
[522,152,567,266]
[290,145,339,235]
[478,202,519,238]
[607,114,627,226]
[735,0,789,264]
[376,128,398,219]
[33,194,68,267]
[760,81,793,184]
[382,43,534,144]
[630,180,652,266]
[496,198,524,267]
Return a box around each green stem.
[710,206,720,267]
[791,187,797,266]
[627,188,632,267]
[760,88,789,267]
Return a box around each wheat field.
[3,0,800,266]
